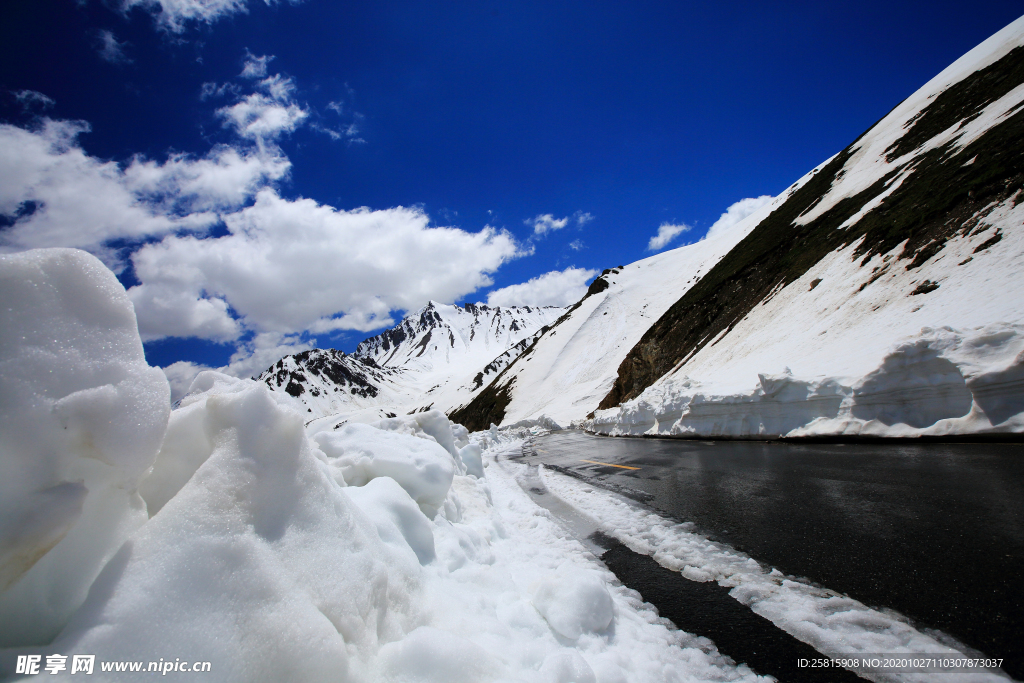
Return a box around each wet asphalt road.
[523,431,1024,680]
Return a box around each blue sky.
[2,0,1022,388]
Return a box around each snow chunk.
[345,476,436,565]
[376,625,501,682]
[0,248,169,646]
[532,563,614,640]
[52,383,422,679]
[139,371,296,516]
[458,443,484,478]
[538,649,597,683]
[314,423,455,517]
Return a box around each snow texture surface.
[0,249,170,646]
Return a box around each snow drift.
[590,323,1024,438]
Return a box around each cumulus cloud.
[486,267,599,308]
[0,119,188,260]
[120,0,296,33]
[224,332,313,379]
[705,195,772,240]
[128,190,524,340]
[95,30,131,64]
[0,119,289,262]
[574,211,594,226]
[162,360,213,403]
[568,239,584,251]
[647,222,691,251]
[217,93,306,142]
[3,50,527,382]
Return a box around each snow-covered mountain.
[258,302,564,421]
[456,17,1024,438]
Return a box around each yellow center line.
[579,459,641,471]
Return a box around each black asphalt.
[519,431,1024,680]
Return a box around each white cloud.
[486,267,599,308]
[120,0,294,33]
[217,93,307,142]
[240,51,274,79]
[0,119,289,262]
[527,213,569,235]
[161,331,313,402]
[3,51,528,381]
[647,222,691,251]
[13,90,55,110]
[96,30,131,64]
[568,239,584,251]
[527,210,593,235]
[128,190,524,340]
[705,195,772,240]
[0,119,187,260]
[123,145,290,212]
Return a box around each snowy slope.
[588,17,1024,438]
[258,302,563,420]
[450,182,823,430]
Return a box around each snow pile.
[140,371,300,516]
[51,381,425,681]
[315,422,456,518]
[0,250,771,682]
[531,563,614,640]
[588,323,1024,438]
[35,379,768,682]
[0,249,170,647]
[536,465,1007,683]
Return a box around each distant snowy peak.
[259,302,565,418]
[355,301,563,371]
[257,348,405,415]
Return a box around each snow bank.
[2,356,766,682]
[537,465,1007,683]
[51,382,424,682]
[0,249,170,646]
[587,324,1024,438]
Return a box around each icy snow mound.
[531,563,614,640]
[51,383,426,681]
[29,379,769,683]
[587,324,1024,438]
[0,248,170,647]
[140,370,301,516]
[315,422,456,518]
